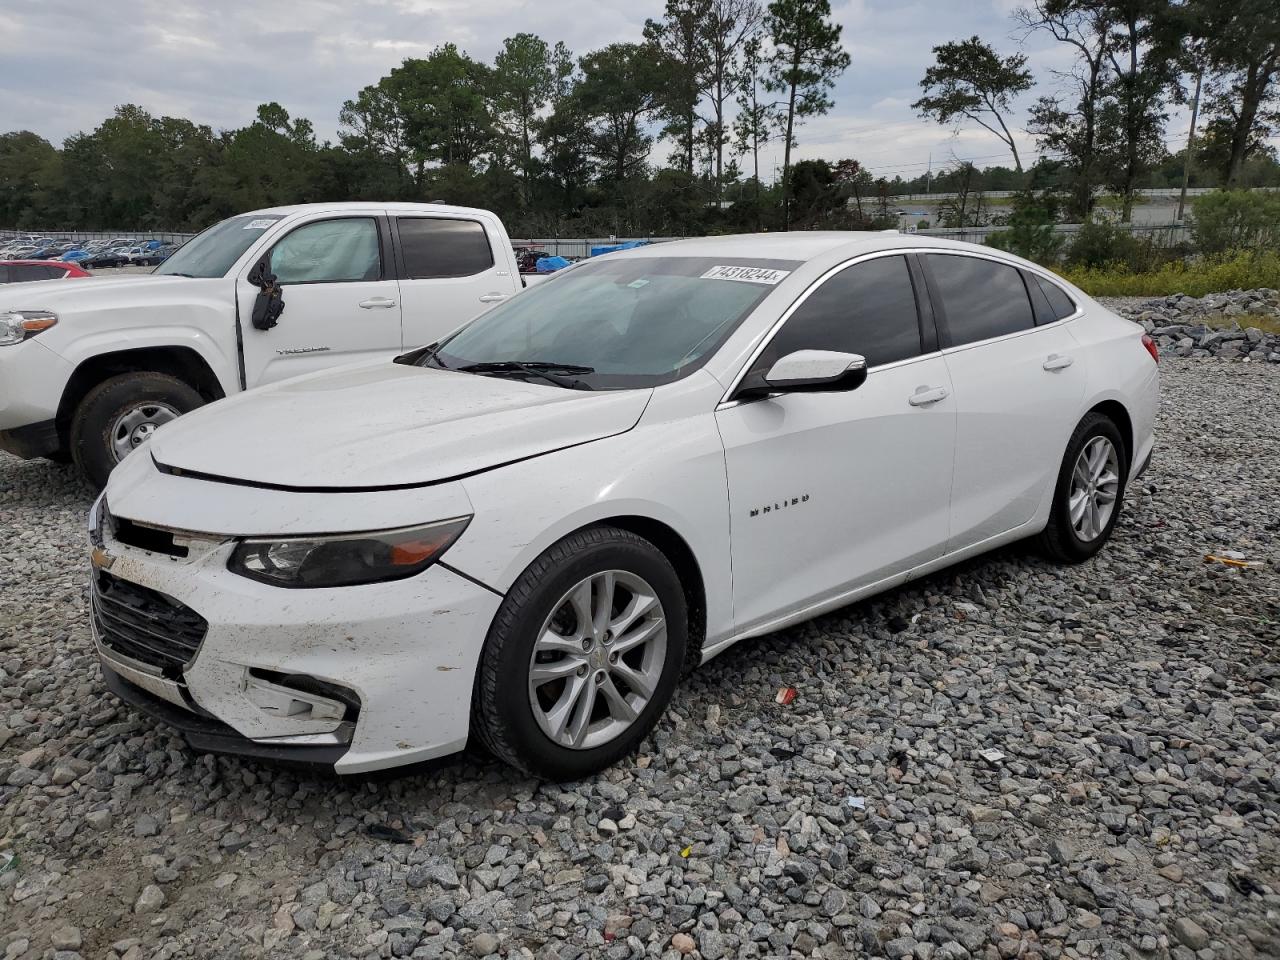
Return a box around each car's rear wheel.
[1038,412,1129,563]
[71,372,204,489]
[471,526,687,780]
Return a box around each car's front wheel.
[71,372,205,489]
[472,526,687,780]
[1038,412,1129,563]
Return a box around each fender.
[50,323,240,400]
[448,372,736,649]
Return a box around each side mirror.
[248,258,285,331]
[736,350,868,400]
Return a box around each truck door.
[237,214,402,387]
[391,216,514,349]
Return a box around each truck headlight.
[227,518,471,588]
[0,311,58,346]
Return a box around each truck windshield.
[154,214,284,278]
[428,256,798,390]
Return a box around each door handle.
[359,297,397,309]
[478,293,508,303]
[908,386,949,407]
[1043,353,1074,371]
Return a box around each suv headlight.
[0,310,57,346]
[227,518,471,588]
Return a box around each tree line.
[0,0,1276,237]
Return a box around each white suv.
[0,202,526,486]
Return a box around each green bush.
[1190,190,1280,255]
[1058,249,1280,297]
[1065,219,1143,269]
[986,208,1064,264]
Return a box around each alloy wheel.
[527,570,667,750]
[1069,435,1120,542]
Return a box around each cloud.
[0,0,1242,178]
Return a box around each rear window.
[8,264,55,281]
[1035,275,1077,321]
[926,254,1035,346]
[397,218,494,279]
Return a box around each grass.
[1058,249,1280,300]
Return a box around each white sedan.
[90,233,1159,779]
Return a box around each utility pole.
[1176,70,1202,224]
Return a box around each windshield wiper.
[457,361,595,390]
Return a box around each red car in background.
[0,260,91,282]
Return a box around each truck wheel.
[71,373,204,489]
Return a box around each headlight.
[0,310,57,346]
[227,518,471,588]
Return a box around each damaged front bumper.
[101,662,352,767]
[89,496,504,774]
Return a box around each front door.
[715,254,956,635]
[238,214,402,387]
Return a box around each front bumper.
[102,663,350,767]
[0,339,73,457]
[91,499,504,774]
[0,417,59,459]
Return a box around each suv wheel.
[1038,412,1129,563]
[472,526,687,780]
[71,372,204,489]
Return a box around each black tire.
[1037,412,1129,564]
[70,372,204,489]
[471,526,688,780]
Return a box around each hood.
[0,274,223,312]
[149,362,653,490]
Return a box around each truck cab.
[0,202,524,487]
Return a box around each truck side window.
[397,218,494,279]
[269,218,381,284]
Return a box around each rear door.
[238,214,403,387]
[392,215,513,349]
[922,252,1085,550]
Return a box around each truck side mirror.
[248,258,285,331]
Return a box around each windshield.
[153,213,284,278]
[428,256,798,389]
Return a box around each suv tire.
[71,372,204,489]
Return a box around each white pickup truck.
[0,202,530,487]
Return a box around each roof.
[245,201,496,218]
[614,230,995,263]
[5,259,87,269]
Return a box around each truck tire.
[71,373,205,489]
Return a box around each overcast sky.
[1,0,1201,179]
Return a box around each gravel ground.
[2,358,1278,960]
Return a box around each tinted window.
[9,264,53,281]
[0,266,8,282]
[927,254,1035,345]
[765,255,921,368]
[270,218,381,284]
[398,218,494,279]
[1036,275,1077,321]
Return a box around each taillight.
[1141,334,1159,363]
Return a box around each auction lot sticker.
[700,265,791,285]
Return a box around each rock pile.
[1117,288,1280,361]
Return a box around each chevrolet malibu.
[90,233,1159,779]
